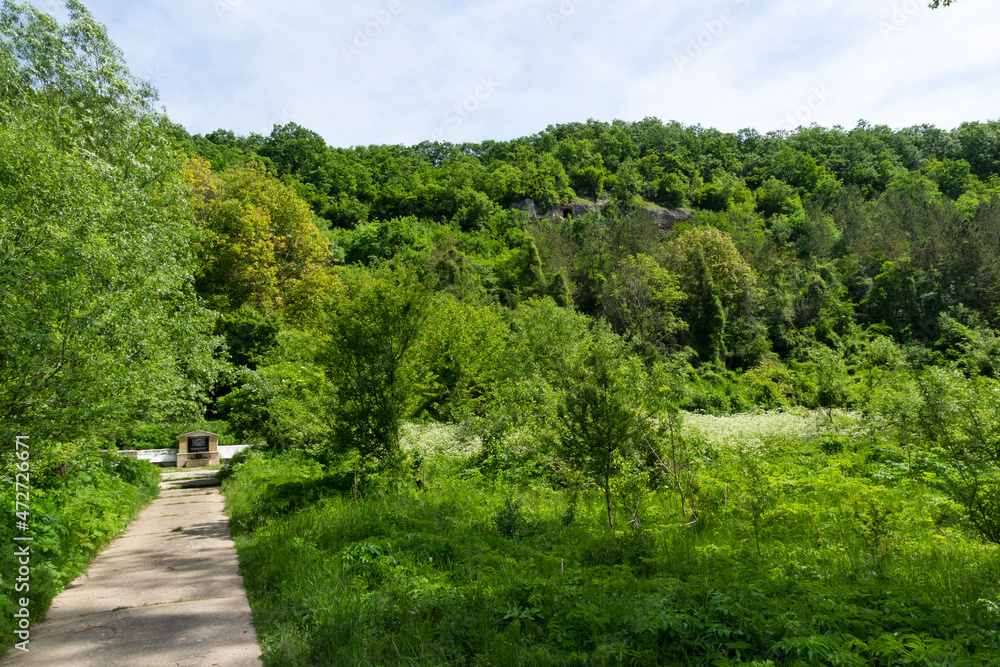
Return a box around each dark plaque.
[188,436,209,453]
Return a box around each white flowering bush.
[400,422,480,462]
[681,408,860,457]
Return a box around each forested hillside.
[165,106,1000,417]
[4,1,1000,664]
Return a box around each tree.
[923,157,975,201]
[322,263,429,469]
[258,122,329,177]
[688,247,728,363]
[656,172,687,208]
[0,0,162,168]
[408,294,507,422]
[0,1,224,457]
[186,158,335,323]
[558,325,650,529]
[664,226,758,363]
[219,330,334,453]
[602,254,687,360]
[754,177,803,218]
[895,369,1000,543]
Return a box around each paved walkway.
[2,469,263,666]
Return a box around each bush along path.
[1,469,262,666]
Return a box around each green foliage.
[735,451,779,557]
[216,305,283,371]
[492,496,531,540]
[187,158,335,320]
[602,253,687,360]
[219,329,335,452]
[664,225,760,364]
[0,1,224,452]
[223,410,1000,666]
[558,324,652,528]
[848,491,898,579]
[322,262,430,469]
[180,114,1000,386]
[1,451,159,652]
[913,370,1000,542]
[924,158,975,200]
[409,294,508,422]
[755,177,803,218]
[10,4,1000,662]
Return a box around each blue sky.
[43,0,1000,148]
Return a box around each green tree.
[655,172,687,208]
[664,226,758,364]
[602,254,687,360]
[688,247,727,363]
[219,330,334,453]
[507,297,594,384]
[409,294,507,421]
[0,1,224,455]
[898,369,1000,542]
[923,158,974,201]
[558,325,650,528]
[754,177,803,218]
[322,263,429,469]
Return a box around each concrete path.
[2,469,263,667]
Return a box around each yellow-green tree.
[186,158,335,324]
[663,226,760,364]
[603,253,687,360]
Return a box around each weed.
[492,496,529,540]
[849,492,897,578]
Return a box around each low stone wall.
[109,444,255,466]
[218,445,253,459]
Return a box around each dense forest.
[4,1,1000,664]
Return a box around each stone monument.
[176,430,221,467]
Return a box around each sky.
[39,0,1000,148]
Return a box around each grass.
[223,413,1000,666]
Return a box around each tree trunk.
[604,473,614,529]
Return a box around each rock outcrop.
[511,198,692,232]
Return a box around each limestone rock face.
[511,199,693,232]
[646,207,693,230]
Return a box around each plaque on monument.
[188,435,209,453]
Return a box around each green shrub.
[0,451,159,653]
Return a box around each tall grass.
[224,413,1000,665]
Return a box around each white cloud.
[64,0,1000,146]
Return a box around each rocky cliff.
[511,199,692,232]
